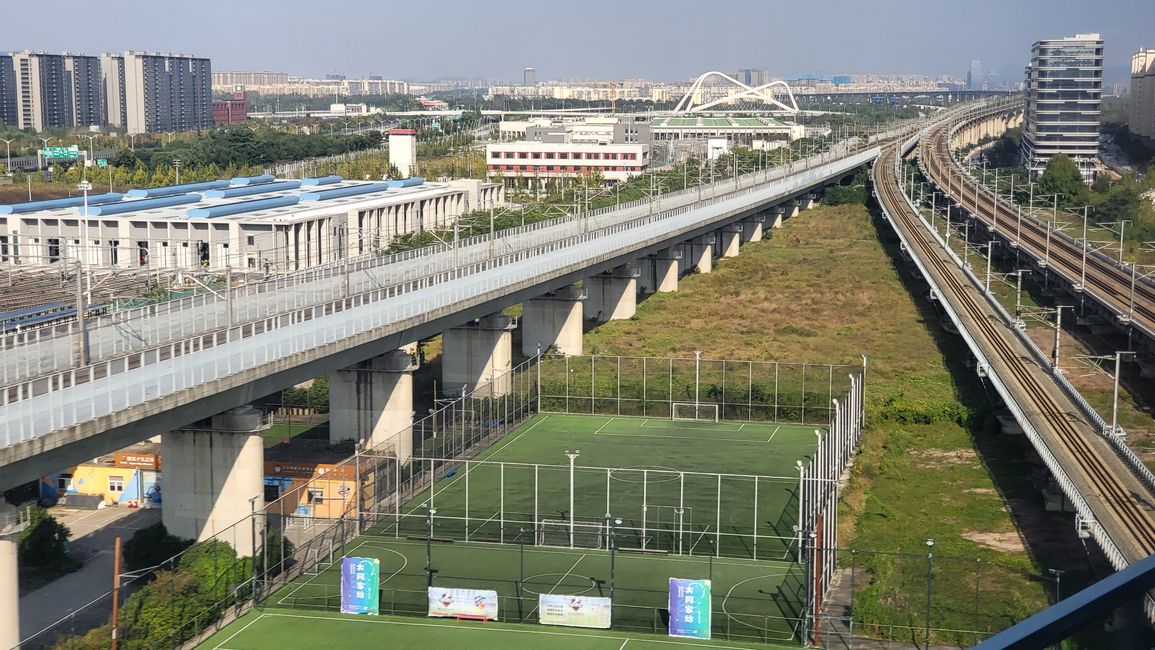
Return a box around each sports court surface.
[202,414,820,649]
[389,414,821,558]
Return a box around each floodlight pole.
[425,506,437,587]
[605,514,621,602]
[565,450,580,547]
[694,350,702,408]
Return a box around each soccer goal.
[536,519,605,549]
[671,402,719,422]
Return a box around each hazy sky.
[8,0,1154,83]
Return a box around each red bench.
[455,614,489,624]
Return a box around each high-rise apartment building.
[63,53,102,127]
[103,52,212,134]
[523,67,536,86]
[967,60,985,90]
[5,51,69,130]
[1020,34,1103,181]
[0,55,16,127]
[1129,49,1155,146]
[736,68,771,86]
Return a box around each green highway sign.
[96,159,108,168]
[42,145,79,160]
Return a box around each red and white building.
[486,141,649,184]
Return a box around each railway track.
[874,143,1155,565]
[918,111,1155,338]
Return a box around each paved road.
[19,506,160,644]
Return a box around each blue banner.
[340,557,380,615]
[668,578,711,639]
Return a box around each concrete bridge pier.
[585,263,639,322]
[685,235,714,274]
[522,285,585,356]
[741,216,765,243]
[328,349,419,456]
[719,225,742,258]
[641,248,681,294]
[442,313,515,397]
[786,201,801,219]
[0,502,24,650]
[161,406,265,556]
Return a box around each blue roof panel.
[299,183,394,202]
[0,193,124,215]
[78,194,203,216]
[126,181,229,198]
[230,174,276,186]
[301,175,343,186]
[187,195,301,218]
[204,181,302,199]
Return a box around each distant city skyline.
[7,0,1153,84]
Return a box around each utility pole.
[1052,306,1068,372]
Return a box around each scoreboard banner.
[427,587,499,620]
[339,557,380,615]
[668,578,711,639]
[538,594,612,629]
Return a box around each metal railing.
[2,150,882,447]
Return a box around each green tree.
[1037,153,1090,208]
[18,507,79,574]
[122,522,193,571]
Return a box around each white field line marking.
[592,417,615,435]
[278,538,407,604]
[767,425,781,443]
[212,612,265,650]
[618,640,630,650]
[259,611,764,648]
[403,415,550,515]
[526,553,587,620]
[593,431,767,444]
[360,538,798,569]
[639,421,744,433]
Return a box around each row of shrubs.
[51,522,291,650]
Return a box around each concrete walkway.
[19,507,160,644]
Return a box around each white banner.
[426,587,499,620]
[538,594,612,629]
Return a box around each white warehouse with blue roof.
[0,176,503,273]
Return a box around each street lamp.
[424,505,437,587]
[565,450,580,547]
[37,137,55,170]
[82,134,98,161]
[0,138,14,176]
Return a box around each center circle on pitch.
[721,573,792,632]
[520,573,597,596]
[608,465,682,483]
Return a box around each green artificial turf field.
[203,414,821,649]
[382,414,820,559]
